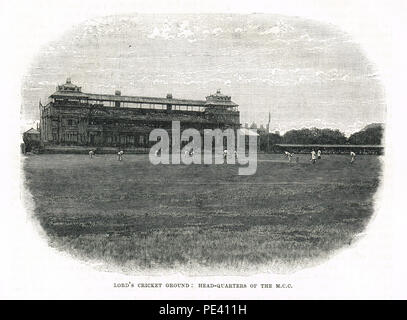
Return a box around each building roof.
[23,128,40,135]
[238,128,259,136]
[50,79,238,108]
[204,100,238,107]
[50,91,239,107]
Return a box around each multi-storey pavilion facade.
[39,79,240,149]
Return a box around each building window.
[68,119,73,126]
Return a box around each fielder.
[223,149,228,163]
[118,150,124,161]
[311,150,317,164]
[284,151,294,162]
[350,151,356,164]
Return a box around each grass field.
[22,153,382,273]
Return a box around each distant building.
[23,128,40,141]
[39,79,240,149]
[22,128,41,152]
[258,124,266,134]
[239,127,260,151]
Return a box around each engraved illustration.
[21,14,385,273]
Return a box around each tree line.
[258,123,383,150]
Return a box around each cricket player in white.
[350,151,356,164]
[284,151,294,162]
[89,150,94,159]
[311,150,317,164]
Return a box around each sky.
[21,13,386,136]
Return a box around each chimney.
[166,93,173,99]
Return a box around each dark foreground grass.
[23,153,381,272]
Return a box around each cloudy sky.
[21,13,386,135]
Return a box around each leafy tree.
[256,123,383,151]
[282,128,347,145]
[348,124,383,145]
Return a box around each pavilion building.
[39,78,240,150]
